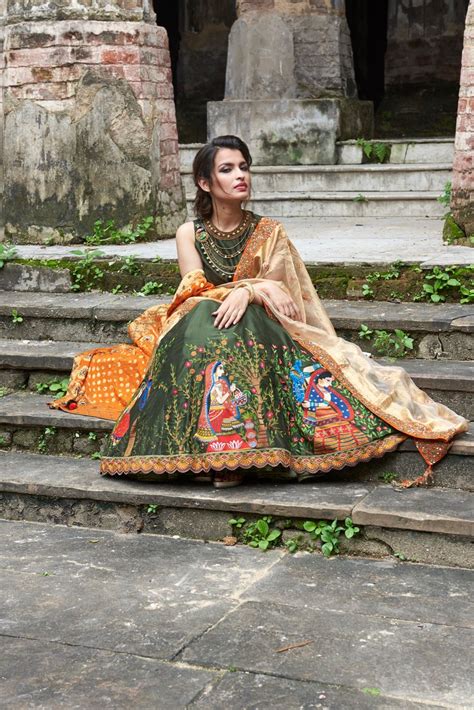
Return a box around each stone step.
[0,393,472,492]
[179,139,455,169]
[336,138,455,165]
[181,164,452,195]
[0,340,472,419]
[186,191,445,218]
[0,452,472,567]
[0,292,472,360]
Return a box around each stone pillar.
[208,0,373,165]
[452,0,474,239]
[3,0,186,243]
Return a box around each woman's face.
[215,364,225,378]
[201,148,251,203]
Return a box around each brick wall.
[2,8,185,241]
[452,0,474,236]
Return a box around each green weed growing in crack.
[36,377,69,398]
[302,517,360,557]
[37,426,57,454]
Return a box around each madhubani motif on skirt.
[100,301,405,480]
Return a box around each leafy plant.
[0,387,9,398]
[358,324,414,358]
[437,180,452,210]
[284,536,304,553]
[394,551,407,561]
[88,432,98,441]
[361,284,374,299]
[11,309,23,324]
[460,285,474,304]
[229,516,246,530]
[147,504,159,514]
[362,687,381,697]
[356,138,391,163]
[70,249,105,291]
[38,426,56,454]
[0,244,18,268]
[421,266,461,303]
[353,193,368,203]
[379,471,398,484]
[0,434,8,447]
[302,517,360,557]
[36,378,69,398]
[135,280,165,296]
[90,451,102,460]
[84,216,154,246]
[242,516,281,551]
[111,285,122,294]
[119,255,141,276]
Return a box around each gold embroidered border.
[233,217,279,282]
[100,434,405,477]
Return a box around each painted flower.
[251,387,257,394]
[259,362,264,369]
[198,346,205,353]
[190,368,195,375]
[183,402,189,409]
[236,342,241,347]
[185,361,192,368]
[266,411,274,420]
[196,374,203,382]
[172,388,178,396]
[248,340,254,346]
[191,350,197,356]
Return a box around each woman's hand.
[257,281,301,321]
[212,288,250,329]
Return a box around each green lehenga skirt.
[100,301,404,481]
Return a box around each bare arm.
[176,222,204,277]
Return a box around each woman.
[51,135,468,488]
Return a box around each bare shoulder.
[176,221,195,242]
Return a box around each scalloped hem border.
[99,434,406,478]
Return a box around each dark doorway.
[347,0,469,138]
[346,0,389,110]
[153,0,237,143]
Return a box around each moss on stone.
[443,214,471,246]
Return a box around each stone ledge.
[352,486,474,537]
[0,292,472,333]
[0,453,473,538]
[0,452,371,519]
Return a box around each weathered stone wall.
[452,0,474,236]
[2,1,185,243]
[385,0,468,87]
[0,0,6,228]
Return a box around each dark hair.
[312,370,332,383]
[192,135,252,219]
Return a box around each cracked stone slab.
[0,452,372,519]
[181,600,473,706]
[1,636,217,709]
[0,520,280,659]
[190,671,443,709]
[241,554,474,628]
[352,486,474,536]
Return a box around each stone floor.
[11,217,474,266]
[1,519,472,709]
